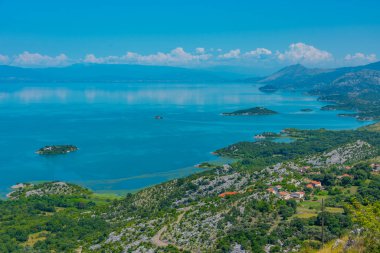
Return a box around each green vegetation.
[215,126,380,169]
[36,145,78,155]
[222,106,278,116]
[0,183,112,252]
[348,201,380,252]
[257,62,380,120]
[1,123,380,252]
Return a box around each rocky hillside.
[7,181,91,200]
[2,124,380,252]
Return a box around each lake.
[0,83,371,196]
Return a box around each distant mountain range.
[0,64,234,83]
[257,61,380,91]
[254,61,380,120]
[1,61,379,120]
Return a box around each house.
[300,166,311,173]
[274,185,282,191]
[310,180,322,188]
[337,174,353,179]
[218,191,238,198]
[267,188,276,194]
[370,164,380,171]
[306,183,314,189]
[345,166,352,170]
[279,191,291,200]
[290,191,305,199]
[254,135,266,140]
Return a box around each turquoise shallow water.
[0,83,371,196]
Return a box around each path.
[151,206,191,247]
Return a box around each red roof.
[306,183,314,188]
[279,191,289,196]
[338,174,353,178]
[218,191,238,197]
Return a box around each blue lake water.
[0,83,371,196]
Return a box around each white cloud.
[344,52,377,63]
[0,54,9,64]
[84,54,105,64]
[277,43,333,63]
[244,48,272,58]
[5,44,375,69]
[218,49,241,59]
[12,51,69,67]
[83,47,212,66]
[195,47,205,54]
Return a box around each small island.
[36,145,78,155]
[222,106,278,116]
[320,105,338,111]
[300,108,313,112]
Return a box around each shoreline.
[3,120,377,199]
[2,156,234,199]
[1,83,376,199]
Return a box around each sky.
[0,0,379,73]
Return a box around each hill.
[253,61,380,120]
[1,126,380,252]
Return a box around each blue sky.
[0,0,379,71]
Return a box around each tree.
[279,205,294,220]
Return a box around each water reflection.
[0,83,313,105]
[0,83,370,195]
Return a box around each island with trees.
[222,106,278,116]
[36,145,78,155]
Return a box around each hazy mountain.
[253,61,380,120]
[0,64,237,83]
[257,61,380,91]
[258,64,332,89]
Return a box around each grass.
[295,198,343,218]
[316,236,348,253]
[22,231,49,247]
[294,204,318,219]
[89,193,122,205]
[317,235,366,253]
[300,200,322,210]
[361,122,380,132]
[325,207,344,213]
[294,211,318,219]
[368,156,380,163]
[348,186,358,194]
[300,235,366,253]
[55,207,65,212]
